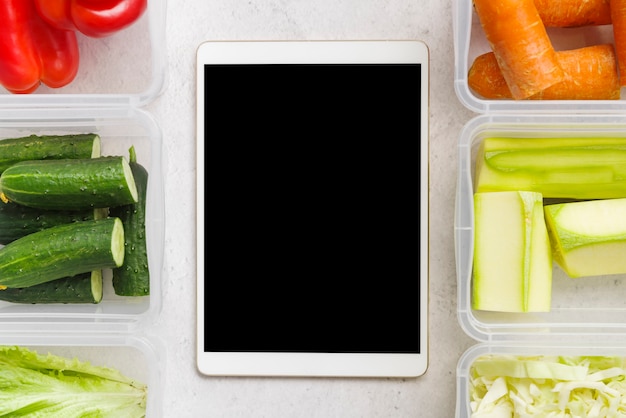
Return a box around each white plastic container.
[0,1,168,415]
[453,0,626,415]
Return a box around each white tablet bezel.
[196,40,429,377]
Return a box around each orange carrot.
[473,0,564,99]
[610,0,626,86]
[468,44,620,100]
[535,0,612,27]
[468,53,511,99]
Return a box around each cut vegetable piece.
[467,52,511,100]
[0,133,100,174]
[472,357,588,380]
[545,198,626,278]
[473,191,552,312]
[611,0,626,87]
[475,136,626,199]
[468,45,620,100]
[469,354,626,417]
[526,193,553,312]
[0,156,138,210]
[110,147,150,296]
[0,202,107,245]
[0,270,103,304]
[473,0,564,99]
[535,0,611,27]
[0,217,124,289]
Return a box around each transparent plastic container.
[0,107,164,330]
[455,342,626,418]
[455,113,626,342]
[452,0,624,114]
[0,0,167,107]
[0,1,168,415]
[454,114,626,416]
[452,0,626,413]
[0,332,165,417]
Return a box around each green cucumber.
[0,156,138,210]
[110,147,149,296]
[0,271,103,304]
[0,133,101,174]
[0,202,108,245]
[0,217,124,289]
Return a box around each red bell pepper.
[0,0,79,94]
[34,0,147,38]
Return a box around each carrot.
[468,44,620,100]
[535,0,612,27]
[468,53,511,100]
[610,0,626,86]
[473,0,564,99]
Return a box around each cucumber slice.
[0,271,103,304]
[0,218,124,289]
[0,133,101,174]
[0,156,138,210]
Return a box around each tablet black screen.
[203,63,423,353]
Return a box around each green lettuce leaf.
[0,345,147,417]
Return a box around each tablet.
[196,40,429,377]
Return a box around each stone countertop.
[148,1,477,416]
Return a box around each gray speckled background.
[148,1,477,416]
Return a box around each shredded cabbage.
[469,354,626,417]
[0,345,147,417]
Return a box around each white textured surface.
[146,1,477,416]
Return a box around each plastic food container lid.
[0,0,167,108]
[452,0,626,114]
